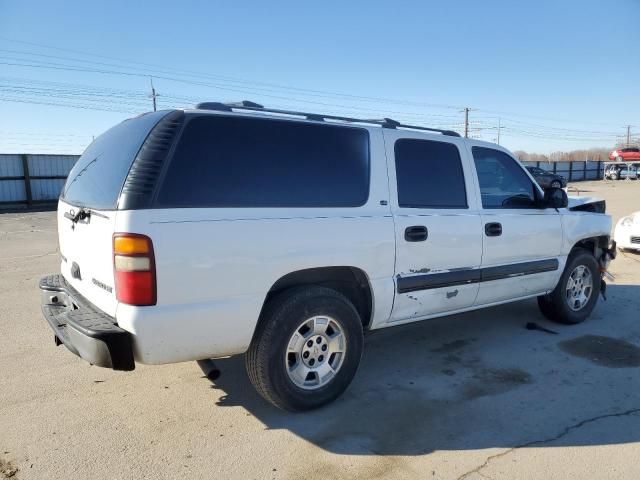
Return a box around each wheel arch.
[571,235,610,257]
[261,266,374,329]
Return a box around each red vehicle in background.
[609,147,640,161]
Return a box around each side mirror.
[543,187,568,209]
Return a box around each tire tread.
[245,286,362,411]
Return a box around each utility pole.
[463,107,470,138]
[497,118,502,145]
[627,125,631,147]
[149,76,158,112]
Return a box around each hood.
[618,211,640,225]
[567,196,606,213]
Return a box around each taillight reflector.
[113,233,156,306]
[114,256,151,271]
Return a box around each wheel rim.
[565,265,593,311]
[285,315,347,390]
[552,181,561,187]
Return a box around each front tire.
[246,286,364,411]
[537,249,600,324]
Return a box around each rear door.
[57,110,170,316]
[58,200,119,315]
[384,131,482,323]
[469,145,562,305]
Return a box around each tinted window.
[472,147,537,209]
[62,111,169,209]
[394,139,467,208]
[156,115,370,207]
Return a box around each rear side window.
[156,115,370,207]
[394,138,467,208]
[62,111,169,209]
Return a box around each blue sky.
[0,0,638,155]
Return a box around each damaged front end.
[598,240,617,300]
[568,197,606,214]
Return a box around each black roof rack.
[193,100,461,137]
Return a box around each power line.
[0,41,464,110]
[0,70,468,121]
[1,36,633,130]
[0,38,633,148]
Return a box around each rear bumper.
[40,274,135,371]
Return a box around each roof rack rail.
[193,101,461,137]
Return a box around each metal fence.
[0,154,79,206]
[521,160,605,181]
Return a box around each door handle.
[485,222,502,237]
[405,226,428,242]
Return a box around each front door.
[469,145,563,305]
[385,131,483,323]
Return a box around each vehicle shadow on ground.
[204,284,640,456]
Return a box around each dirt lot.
[1,180,639,480]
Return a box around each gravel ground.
[1,180,639,480]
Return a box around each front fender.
[560,211,612,255]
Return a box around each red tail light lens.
[113,233,156,306]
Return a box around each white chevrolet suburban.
[40,101,616,411]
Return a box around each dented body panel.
[560,209,612,255]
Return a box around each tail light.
[113,233,156,306]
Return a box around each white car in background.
[614,212,640,252]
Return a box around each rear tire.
[537,249,600,325]
[246,286,364,411]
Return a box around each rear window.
[62,111,169,209]
[394,138,467,208]
[156,115,370,208]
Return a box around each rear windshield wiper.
[63,207,91,223]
